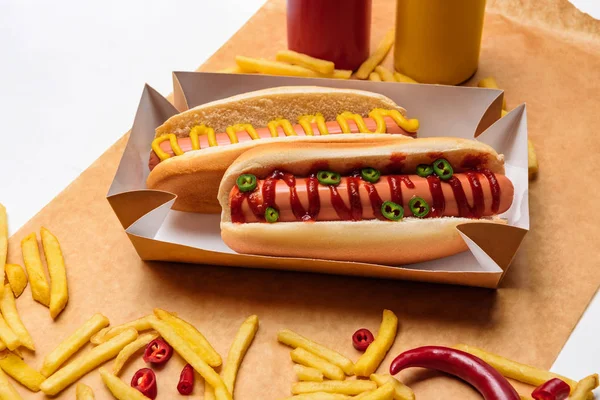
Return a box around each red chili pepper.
[352,328,374,351]
[177,363,195,395]
[131,368,157,399]
[143,338,173,365]
[390,346,520,400]
[531,378,570,400]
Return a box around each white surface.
[0,0,598,391]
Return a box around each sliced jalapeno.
[409,196,430,218]
[265,207,279,223]
[416,164,434,177]
[360,167,381,183]
[381,201,404,221]
[236,174,257,192]
[317,170,341,186]
[433,158,453,180]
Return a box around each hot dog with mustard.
[218,138,514,265]
[146,86,418,213]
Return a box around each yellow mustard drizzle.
[267,118,297,137]
[298,113,328,136]
[369,108,419,133]
[152,134,185,161]
[226,123,260,143]
[189,125,217,149]
[336,112,372,133]
[152,108,418,161]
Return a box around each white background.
[0,0,598,390]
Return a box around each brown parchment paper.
[5,0,600,398]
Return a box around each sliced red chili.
[131,368,157,399]
[177,363,195,395]
[531,378,570,400]
[143,338,173,365]
[352,328,374,351]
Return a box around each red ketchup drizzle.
[329,177,363,221]
[426,175,445,217]
[230,188,248,223]
[448,173,485,218]
[479,169,501,213]
[387,176,414,205]
[364,183,384,220]
[231,167,502,222]
[467,172,485,217]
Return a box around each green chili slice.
[416,164,434,177]
[381,201,404,221]
[432,158,453,180]
[265,207,279,223]
[409,196,430,218]
[360,167,381,183]
[236,174,257,192]
[317,170,342,186]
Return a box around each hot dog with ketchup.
[147,86,418,213]
[218,138,514,265]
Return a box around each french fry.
[0,205,6,295]
[0,284,34,350]
[453,344,578,390]
[528,140,538,180]
[40,328,138,395]
[0,314,20,351]
[477,77,507,110]
[357,381,395,400]
[0,366,22,399]
[292,381,377,396]
[569,374,599,400]
[222,315,259,393]
[40,227,68,319]
[206,315,259,400]
[154,308,222,367]
[112,331,159,375]
[368,72,382,82]
[294,364,324,382]
[374,66,395,82]
[393,72,418,84]
[332,69,352,79]
[276,50,335,75]
[149,317,232,400]
[370,374,415,400]
[236,56,321,78]
[90,315,153,345]
[76,382,95,399]
[281,393,350,400]
[20,233,50,307]
[5,264,27,298]
[41,313,110,377]
[278,329,354,375]
[355,30,395,79]
[501,109,509,117]
[0,340,5,352]
[291,348,345,381]
[353,391,375,400]
[354,310,398,377]
[218,66,244,74]
[0,351,45,392]
[100,367,148,400]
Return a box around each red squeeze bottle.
[286,0,372,70]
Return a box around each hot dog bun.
[147,86,412,213]
[155,86,406,137]
[219,138,508,265]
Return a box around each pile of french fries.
[278,310,414,400]
[221,30,403,83]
